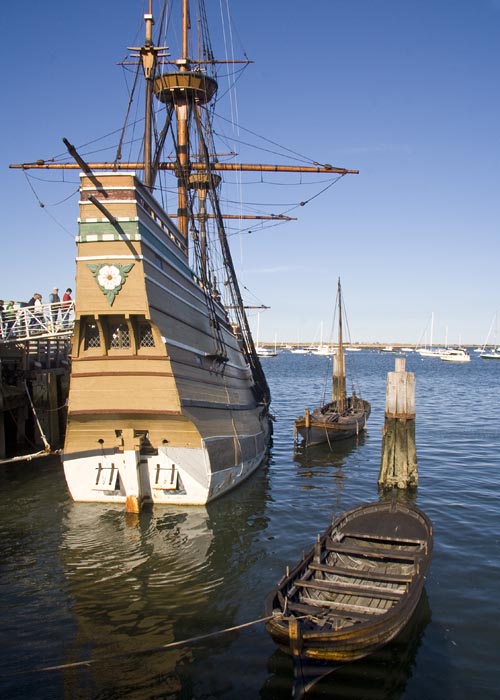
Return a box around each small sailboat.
[480,348,500,360]
[256,346,278,358]
[255,314,277,357]
[294,279,370,447]
[479,313,500,359]
[310,322,332,356]
[417,312,441,357]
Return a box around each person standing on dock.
[62,288,72,328]
[33,293,44,330]
[49,287,60,326]
[4,301,16,335]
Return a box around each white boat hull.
[63,437,267,506]
[440,349,471,362]
[417,349,441,357]
[480,353,500,360]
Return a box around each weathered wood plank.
[341,532,425,547]
[289,600,370,622]
[309,561,413,583]
[300,595,387,616]
[295,578,404,600]
[326,540,418,562]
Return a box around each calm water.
[1,351,499,699]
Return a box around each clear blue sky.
[2,1,499,345]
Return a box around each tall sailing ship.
[11,1,357,510]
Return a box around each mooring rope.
[23,381,51,452]
[6,615,274,677]
[0,449,61,466]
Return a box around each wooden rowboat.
[265,500,433,663]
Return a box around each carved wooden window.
[139,323,155,348]
[110,323,131,349]
[84,322,101,349]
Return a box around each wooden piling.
[379,358,418,489]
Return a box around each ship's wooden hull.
[63,173,270,506]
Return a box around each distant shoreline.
[259,342,479,350]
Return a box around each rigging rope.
[213,111,334,167]
[115,62,141,166]
[21,172,75,239]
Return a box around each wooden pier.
[0,302,73,460]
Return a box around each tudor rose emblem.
[87,263,134,306]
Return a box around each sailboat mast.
[332,278,346,410]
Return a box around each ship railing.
[0,301,75,344]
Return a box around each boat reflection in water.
[261,588,431,700]
[294,433,367,483]
[59,465,270,699]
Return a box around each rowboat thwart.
[265,500,433,662]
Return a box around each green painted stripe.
[78,220,140,241]
[78,220,193,279]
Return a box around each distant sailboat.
[291,330,309,354]
[480,349,500,360]
[480,313,500,359]
[310,321,332,355]
[418,312,440,357]
[255,314,277,357]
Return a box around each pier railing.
[0,301,75,344]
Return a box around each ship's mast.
[10,1,359,246]
[142,2,156,189]
[176,0,190,240]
